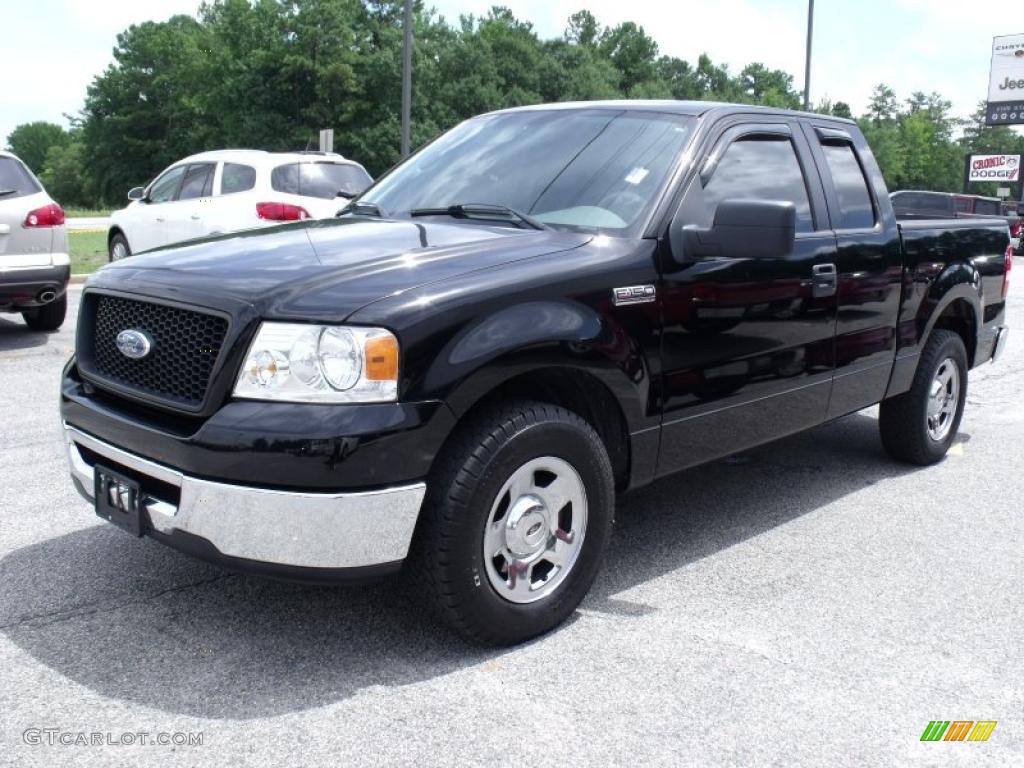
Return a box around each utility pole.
[803,0,814,111]
[401,0,413,159]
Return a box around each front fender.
[422,299,651,433]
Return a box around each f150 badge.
[612,285,656,306]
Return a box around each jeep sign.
[987,33,1024,125]
[968,154,1021,182]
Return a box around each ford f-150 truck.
[61,102,1011,645]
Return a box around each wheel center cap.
[505,495,549,556]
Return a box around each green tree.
[5,122,70,174]
[39,141,96,207]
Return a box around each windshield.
[361,109,695,235]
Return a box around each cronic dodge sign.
[968,154,1021,182]
[987,33,1024,125]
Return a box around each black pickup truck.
[61,102,1011,645]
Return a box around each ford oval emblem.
[115,329,153,360]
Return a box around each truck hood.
[90,218,591,321]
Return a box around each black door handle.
[812,263,837,298]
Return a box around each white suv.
[0,150,70,330]
[107,150,373,260]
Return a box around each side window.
[975,199,999,216]
[148,166,187,203]
[221,163,256,194]
[178,163,215,200]
[953,197,972,213]
[686,136,814,233]
[821,142,875,229]
[271,164,299,195]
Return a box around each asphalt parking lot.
[1,281,1022,767]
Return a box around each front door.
[655,119,839,476]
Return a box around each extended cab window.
[147,166,187,203]
[221,163,256,194]
[821,142,874,229]
[953,197,971,213]
[178,163,215,200]
[685,136,814,233]
[974,199,999,215]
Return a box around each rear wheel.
[109,233,130,262]
[879,329,967,465]
[21,294,67,332]
[412,400,614,646]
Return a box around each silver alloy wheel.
[482,456,588,604]
[926,357,960,442]
[111,240,128,261]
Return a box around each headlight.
[233,322,399,403]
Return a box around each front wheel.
[412,400,615,646]
[879,329,968,465]
[109,233,131,262]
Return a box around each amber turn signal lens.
[364,334,399,380]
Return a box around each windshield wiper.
[409,203,550,231]
[0,189,17,198]
[338,200,385,218]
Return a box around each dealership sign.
[987,34,1024,125]
[968,154,1021,182]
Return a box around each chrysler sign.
[968,154,1021,182]
[987,34,1024,125]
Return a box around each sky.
[1,0,1018,147]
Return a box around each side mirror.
[679,199,796,262]
[127,187,146,202]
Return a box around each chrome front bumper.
[64,423,426,570]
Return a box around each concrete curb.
[70,274,90,285]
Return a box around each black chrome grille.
[86,294,229,408]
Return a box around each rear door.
[801,122,903,418]
[0,156,51,266]
[656,118,839,475]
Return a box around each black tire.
[412,399,615,646]
[21,294,67,332]
[879,329,968,465]
[109,232,131,262]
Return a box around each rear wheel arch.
[922,290,980,368]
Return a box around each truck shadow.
[0,410,932,719]
[0,316,50,352]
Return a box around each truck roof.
[491,99,856,125]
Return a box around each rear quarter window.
[221,163,256,194]
[0,157,42,199]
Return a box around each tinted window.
[178,163,215,200]
[301,163,371,199]
[271,163,299,195]
[953,197,971,213]
[221,163,256,194]
[974,199,999,215]
[687,136,813,233]
[821,143,874,229]
[148,166,187,203]
[272,162,373,199]
[362,110,696,234]
[0,157,42,199]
